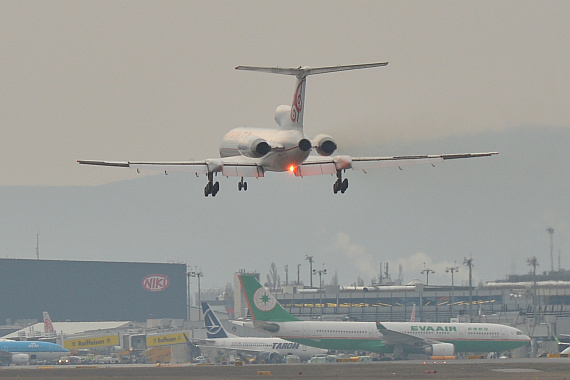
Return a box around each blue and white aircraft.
[197,302,327,362]
[0,340,69,365]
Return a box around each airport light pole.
[189,268,203,320]
[463,257,474,320]
[297,264,301,285]
[313,266,327,318]
[445,264,459,319]
[186,266,191,322]
[547,227,554,273]
[527,256,539,325]
[305,255,314,287]
[420,263,435,285]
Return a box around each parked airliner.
[238,274,530,357]
[0,340,69,365]
[197,303,327,362]
[79,62,497,197]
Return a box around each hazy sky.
[1,1,568,186]
[1,1,569,289]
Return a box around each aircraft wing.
[296,152,498,177]
[78,156,265,178]
[376,323,439,348]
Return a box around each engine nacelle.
[238,136,271,158]
[11,353,30,364]
[424,343,455,356]
[312,134,337,156]
[257,351,279,364]
[298,138,311,152]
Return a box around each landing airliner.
[197,303,327,362]
[238,275,530,357]
[0,340,69,365]
[79,62,497,196]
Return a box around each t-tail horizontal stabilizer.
[235,62,388,78]
[236,62,388,129]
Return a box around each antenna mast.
[547,227,554,272]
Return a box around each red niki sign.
[142,274,170,292]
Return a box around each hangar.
[0,258,187,323]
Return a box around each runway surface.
[1,359,569,379]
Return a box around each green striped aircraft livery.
[238,274,531,355]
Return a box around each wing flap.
[79,158,266,177]
[352,152,498,171]
[297,161,338,176]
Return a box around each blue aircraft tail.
[202,302,228,339]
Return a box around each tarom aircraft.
[0,340,69,365]
[78,62,498,197]
[197,302,327,362]
[238,274,530,357]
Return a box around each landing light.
[288,165,296,172]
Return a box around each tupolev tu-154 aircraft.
[79,62,497,197]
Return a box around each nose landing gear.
[238,177,248,191]
[333,170,348,194]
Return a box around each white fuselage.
[201,336,327,357]
[268,321,530,353]
[219,127,310,172]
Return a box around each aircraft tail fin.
[410,304,416,322]
[202,302,229,339]
[238,274,299,322]
[43,311,55,333]
[235,62,388,129]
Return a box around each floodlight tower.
[527,256,539,325]
[547,227,554,272]
[420,262,435,285]
[463,257,474,320]
[305,255,314,287]
[445,264,459,318]
[189,267,203,320]
[313,264,327,318]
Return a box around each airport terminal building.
[0,258,187,323]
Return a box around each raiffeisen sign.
[142,274,170,292]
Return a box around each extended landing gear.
[333,170,348,194]
[238,177,248,191]
[204,172,219,197]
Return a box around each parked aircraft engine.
[238,136,271,158]
[256,352,279,364]
[11,353,30,364]
[312,134,337,156]
[424,343,455,356]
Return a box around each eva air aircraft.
[238,275,530,357]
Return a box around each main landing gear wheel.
[238,177,248,191]
[333,170,349,194]
[204,172,219,197]
[204,181,219,197]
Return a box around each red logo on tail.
[290,79,305,123]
